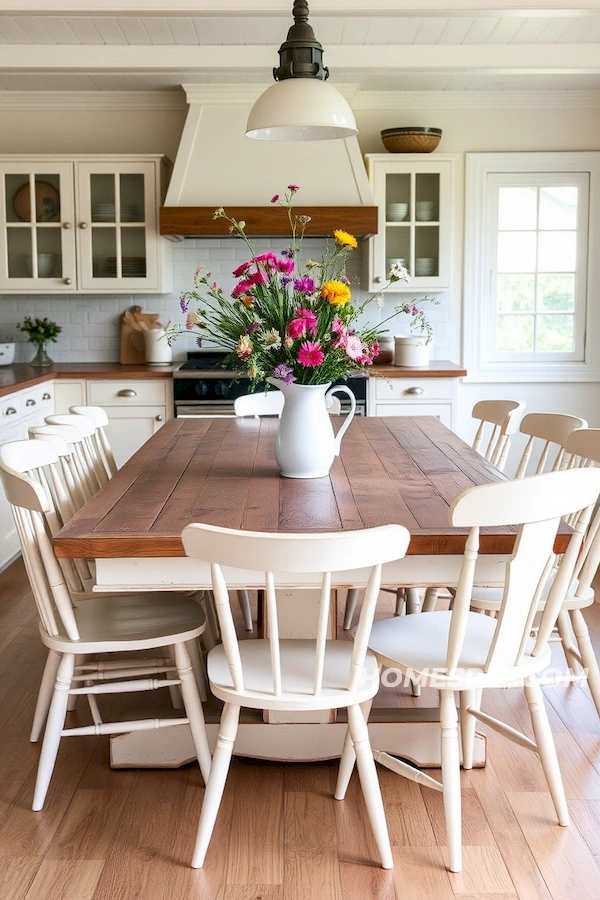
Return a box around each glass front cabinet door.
[0,155,170,293]
[364,154,456,292]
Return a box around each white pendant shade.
[246,78,358,141]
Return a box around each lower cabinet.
[0,380,55,569]
[368,376,457,429]
[56,377,172,469]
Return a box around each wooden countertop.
[0,359,466,399]
[0,362,176,398]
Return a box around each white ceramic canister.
[0,342,15,366]
[143,328,172,365]
[393,335,431,367]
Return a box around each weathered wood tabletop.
[52,415,549,561]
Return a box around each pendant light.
[246,1,358,141]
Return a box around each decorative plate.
[14,181,60,222]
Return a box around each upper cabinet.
[363,154,457,293]
[0,155,172,294]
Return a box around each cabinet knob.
[405,386,425,395]
[64,277,72,285]
[42,392,51,400]
[155,415,163,422]
[26,398,36,406]
[63,222,72,229]
[117,389,137,398]
[5,407,17,416]
[373,276,382,284]
[79,222,88,229]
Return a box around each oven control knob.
[194,381,210,398]
[215,380,230,399]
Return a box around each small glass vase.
[30,340,53,367]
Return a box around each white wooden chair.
[45,413,108,492]
[181,521,411,870]
[512,411,587,479]
[69,404,118,478]
[470,428,600,716]
[29,424,95,510]
[470,398,526,471]
[336,467,600,874]
[0,455,213,813]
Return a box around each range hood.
[160,86,378,239]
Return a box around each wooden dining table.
[53,415,567,769]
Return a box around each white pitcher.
[269,379,356,478]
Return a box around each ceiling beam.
[1,43,598,74]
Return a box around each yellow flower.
[321,280,351,306]
[334,229,358,249]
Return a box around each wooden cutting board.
[120,305,161,364]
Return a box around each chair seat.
[208,639,380,711]
[42,592,206,654]
[368,611,551,690]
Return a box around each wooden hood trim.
[160,206,378,239]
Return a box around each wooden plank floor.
[1,558,600,899]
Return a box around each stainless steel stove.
[173,351,367,417]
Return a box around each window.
[465,153,600,382]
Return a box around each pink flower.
[232,279,254,298]
[254,252,278,269]
[297,341,325,368]
[271,194,280,203]
[276,256,295,275]
[248,270,269,286]
[296,307,318,334]
[345,334,363,361]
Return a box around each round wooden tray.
[13,181,60,222]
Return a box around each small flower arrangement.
[169,185,437,388]
[18,316,62,344]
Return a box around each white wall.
[0,96,599,443]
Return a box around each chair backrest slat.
[513,412,587,479]
[470,399,526,472]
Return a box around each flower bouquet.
[17,316,62,367]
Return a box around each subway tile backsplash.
[0,238,450,363]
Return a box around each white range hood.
[160,85,377,238]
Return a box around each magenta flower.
[288,184,300,193]
[248,270,269,286]
[287,318,307,340]
[271,362,297,384]
[294,275,316,294]
[232,260,251,278]
[276,256,295,275]
[298,341,324,368]
[271,194,280,203]
[232,279,254,298]
[255,252,278,269]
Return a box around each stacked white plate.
[414,257,436,276]
[415,201,437,221]
[386,202,409,222]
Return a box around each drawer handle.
[4,407,17,416]
[42,392,51,400]
[405,387,425,395]
[26,398,36,406]
[117,389,137,398]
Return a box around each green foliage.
[17,317,62,343]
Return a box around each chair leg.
[343,588,359,631]
[191,702,241,869]
[173,643,212,786]
[556,610,580,675]
[421,587,439,613]
[334,698,373,801]
[524,677,569,827]
[184,637,208,704]
[199,591,220,651]
[236,590,253,632]
[32,652,74,811]
[30,649,61,742]
[440,689,462,873]
[459,688,481,770]
[346,704,393,869]
[570,608,600,717]
[394,588,406,616]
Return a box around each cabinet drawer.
[88,379,168,406]
[374,377,453,401]
[20,383,55,419]
[376,402,452,428]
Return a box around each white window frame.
[464,152,600,383]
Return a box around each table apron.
[93,554,509,592]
